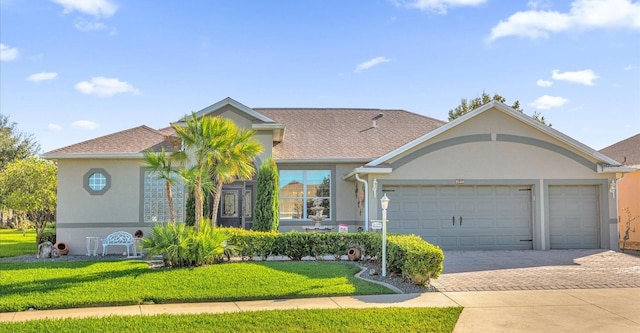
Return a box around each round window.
[88,172,107,191]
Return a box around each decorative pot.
[347,248,361,261]
[54,242,69,255]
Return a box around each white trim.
[597,165,637,173]
[366,101,620,167]
[343,168,393,180]
[41,153,148,160]
[275,158,373,164]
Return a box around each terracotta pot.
[347,248,361,261]
[54,242,69,255]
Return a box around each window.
[143,171,185,223]
[279,170,331,220]
[83,168,111,195]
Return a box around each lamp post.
[380,193,390,277]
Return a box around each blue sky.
[1,0,639,154]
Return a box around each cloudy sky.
[1,0,639,153]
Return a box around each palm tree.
[172,113,262,231]
[172,113,212,231]
[208,122,263,227]
[143,147,185,223]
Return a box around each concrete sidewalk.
[1,288,639,332]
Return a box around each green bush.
[387,234,444,285]
[253,158,280,231]
[36,230,56,245]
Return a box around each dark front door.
[217,183,254,229]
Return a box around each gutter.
[354,173,369,232]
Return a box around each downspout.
[614,173,626,251]
[354,173,369,232]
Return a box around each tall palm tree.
[172,113,213,231]
[143,147,185,223]
[208,123,263,227]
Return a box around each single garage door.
[549,185,600,249]
[384,185,532,250]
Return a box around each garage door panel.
[387,185,532,250]
[549,185,599,249]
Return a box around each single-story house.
[42,97,632,254]
[599,134,640,250]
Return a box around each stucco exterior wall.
[55,158,150,254]
[619,170,640,250]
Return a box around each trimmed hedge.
[221,228,444,285]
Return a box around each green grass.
[0,260,395,312]
[0,229,37,258]
[0,307,463,333]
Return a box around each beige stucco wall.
[55,158,152,254]
[619,170,640,250]
[364,107,616,250]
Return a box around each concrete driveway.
[430,249,640,292]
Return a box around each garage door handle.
[452,216,455,226]
[459,216,462,226]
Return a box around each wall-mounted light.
[609,179,616,198]
[372,178,378,198]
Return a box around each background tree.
[447,91,550,126]
[253,158,280,231]
[0,114,40,171]
[0,157,56,237]
[143,148,185,223]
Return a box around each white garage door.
[549,185,600,249]
[384,185,533,250]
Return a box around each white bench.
[101,231,137,257]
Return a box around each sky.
[1,0,639,154]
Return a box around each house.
[599,134,640,250]
[42,97,631,254]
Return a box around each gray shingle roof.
[255,108,446,160]
[43,125,178,156]
[599,133,640,166]
[43,107,446,161]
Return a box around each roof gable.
[180,97,275,124]
[367,101,619,167]
[599,133,640,166]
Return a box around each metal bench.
[101,231,137,256]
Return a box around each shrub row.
[224,228,444,285]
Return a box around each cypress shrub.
[253,158,280,231]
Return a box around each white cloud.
[70,120,99,130]
[26,72,58,82]
[552,69,599,85]
[75,76,141,97]
[51,0,118,18]
[393,0,487,14]
[488,0,640,41]
[536,79,553,87]
[47,123,62,132]
[624,64,637,71]
[529,95,568,109]
[355,57,391,73]
[0,43,18,61]
[74,18,107,31]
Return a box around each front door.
[217,183,254,229]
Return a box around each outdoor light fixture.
[380,193,390,277]
[609,179,616,198]
[372,178,378,198]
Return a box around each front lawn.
[0,307,463,333]
[0,228,37,258]
[0,260,394,312]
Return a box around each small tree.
[0,157,56,237]
[253,158,280,231]
[0,114,40,171]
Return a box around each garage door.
[549,185,599,249]
[384,185,532,250]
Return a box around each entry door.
[217,185,254,229]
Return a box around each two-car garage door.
[385,185,533,250]
[384,184,600,250]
